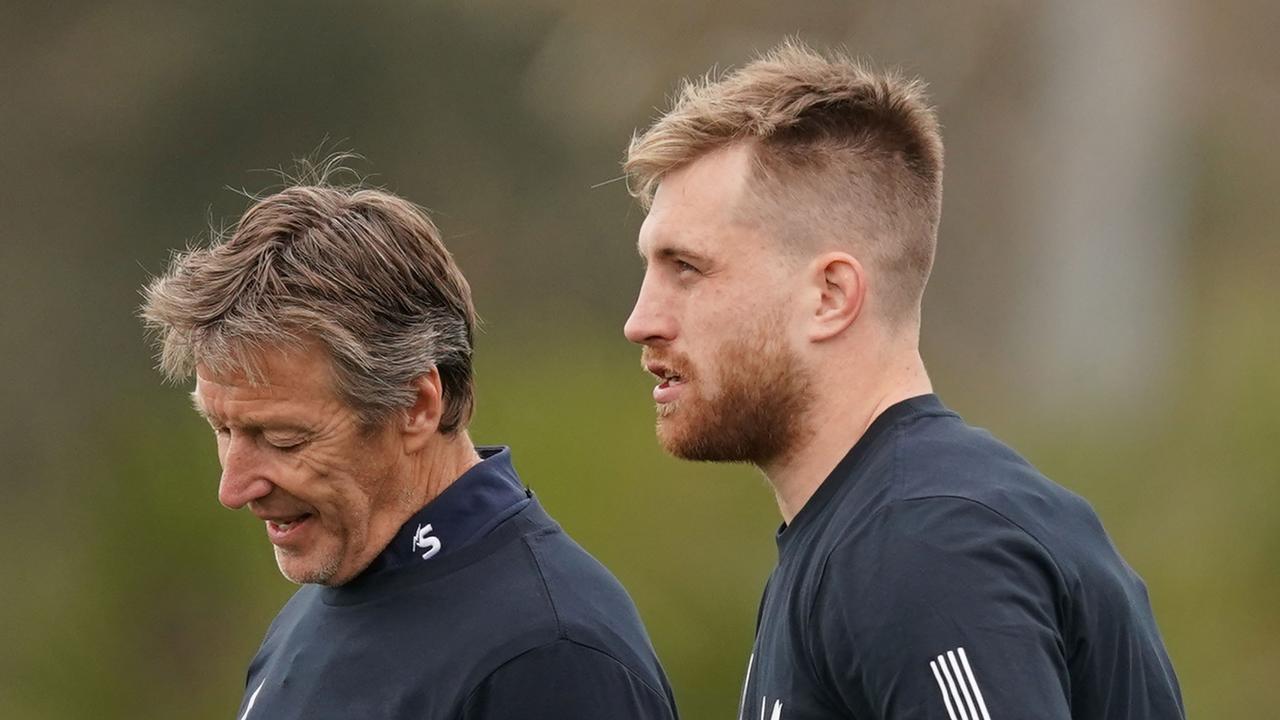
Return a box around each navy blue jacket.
[236,447,678,720]
[740,395,1183,720]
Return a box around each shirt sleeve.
[812,496,1073,719]
[460,639,678,720]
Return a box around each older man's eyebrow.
[188,396,313,435]
[189,391,214,421]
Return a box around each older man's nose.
[217,434,274,510]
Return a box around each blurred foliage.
[2,1,1278,719]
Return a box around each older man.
[142,181,678,719]
[622,41,1184,720]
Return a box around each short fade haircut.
[141,179,477,433]
[625,39,944,323]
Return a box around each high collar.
[354,445,531,579]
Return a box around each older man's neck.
[412,431,484,509]
[765,350,932,526]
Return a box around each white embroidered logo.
[412,523,442,560]
[758,697,783,720]
[238,679,264,720]
[929,646,992,720]
[737,653,754,720]
[736,654,783,720]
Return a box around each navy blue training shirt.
[739,395,1184,720]
[236,446,678,720]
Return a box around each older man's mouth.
[265,513,315,545]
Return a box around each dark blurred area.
[2,1,1277,718]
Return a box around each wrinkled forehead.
[192,341,340,413]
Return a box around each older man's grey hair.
[141,177,477,433]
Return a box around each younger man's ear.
[401,368,444,453]
[807,251,866,341]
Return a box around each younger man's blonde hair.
[625,40,944,324]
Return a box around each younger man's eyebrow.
[655,246,712,266]
[639,239,712,263]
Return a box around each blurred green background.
[2,1,1277,718]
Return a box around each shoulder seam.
[896,494,1074,631]
[808,490,1073,631]
[457,637,672,717]
[801,411,952,624]
[520,527,566,638]
[841,495,1074,627]
[891,494,1069,585]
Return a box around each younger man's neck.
[764,349,932,525]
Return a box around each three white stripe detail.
[929,647,991,720]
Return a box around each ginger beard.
[646,311,814,467]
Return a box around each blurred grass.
[1,3,1278,718]
[4,283,1267,719]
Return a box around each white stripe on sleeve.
[930,647,992,720]
[947,650,981,720]
[935,653,971,720]
[958,647,993,720]
[930,659,960,720]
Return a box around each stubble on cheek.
[271,451,356,585]
[275,541,344,585]
[656,319,813,467]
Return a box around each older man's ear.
[401,369,445,452]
